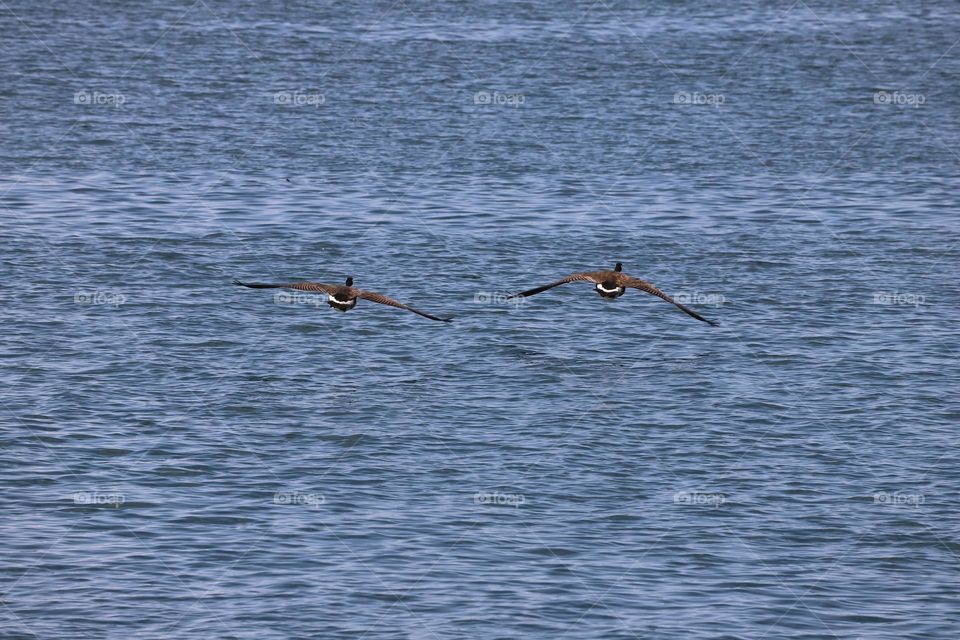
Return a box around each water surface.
[2,1,959,638]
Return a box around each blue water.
[2,1,959,638]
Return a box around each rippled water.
[2,1,959,638]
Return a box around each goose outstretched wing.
[509,272,601,298]
[233,280,338,294]
[623,277,718,325]
[357,290,453,322]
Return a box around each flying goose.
[509,262,718,325]
[234,277,453,322]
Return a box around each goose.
[509,262,718,325]
[234,277,453,322]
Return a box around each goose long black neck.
[345,277,353,286]
[614,262,622,272]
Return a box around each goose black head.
[345,276,354,286]
[614,262,622,272]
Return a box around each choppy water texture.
[2,1,960,638]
